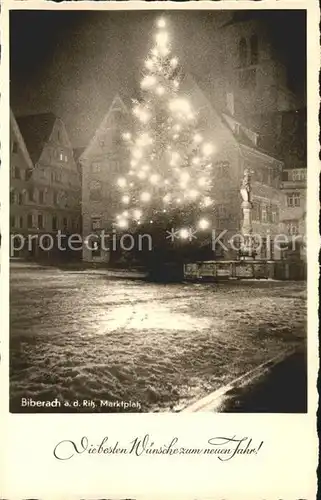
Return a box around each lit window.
[287,192,300,207]
[261,205,267,223]
[92,163,101,173]
[287,221,299,235]
[217,204,227,218]
[92,218,102,230]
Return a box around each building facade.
[279,167,306,260]
[10,111,81,259]
[80,96,131,262]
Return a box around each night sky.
[10,9,306,148]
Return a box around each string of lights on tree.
[115,17,216,239]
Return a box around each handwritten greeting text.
[53,435,263,461]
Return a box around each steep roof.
[16,112,56,164]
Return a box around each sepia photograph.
[9,8,307,414]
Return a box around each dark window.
[52,216,58,231]
[38,214,44,229]
[18,193,23,205]
[19,216,24,229]
[239,38,247,67]
[10,191,15,204]
[14,166,20,179]
[12,141,18,153]
[250,35,259,65]
[91,236,101,258]
[90,181,102,201]
[63,217,68,228]
[215,161,230,178]
[25,169,33,181]
[53,192,58,205]
[39,191,44,204]
[252,201,260,222]
[27,214,33,228]
[28,189,34,202]
[10,215,15,228]
[239,68,256,90]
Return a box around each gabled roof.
[10,110,34,170]
[79,95,129,164]
[16,112,56,164]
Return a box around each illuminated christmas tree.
[115,17,216,270]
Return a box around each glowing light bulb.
[157,18,166,29]
[133,209,142,219]
[133,148,143,160]
[203,197,213,207]
[118,219,128,229]
[141,75,157,89]
[193,133,203,144]
[176,198,182,204]
[122,132,131,141]
[129,182,134,187]
[163,194,171,203]
[173,80,179,88]
[156,31,168,47]
[122,211,129,217]
[170,57,178,68]
[198,219,210,230]
[117,177,126,188]
[130,160,137,167]
[202,143,215,156]
[139,109,151,124]
[179,228,189,239]
[170,151,180,165]
[142,164,150,171]
[198,177,207,187]
[150,174,160,185]
[122,195,130,204]
[192,157,200,166]
[173,124,181,132]
[169,98,191,115]
[141,192,151,202]
[145,59,154,70]
[188,189,199,199]
[150,220,154,224]
[156,86,165,96]
[138,171,147,179]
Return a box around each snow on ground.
[10,262,306,412]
